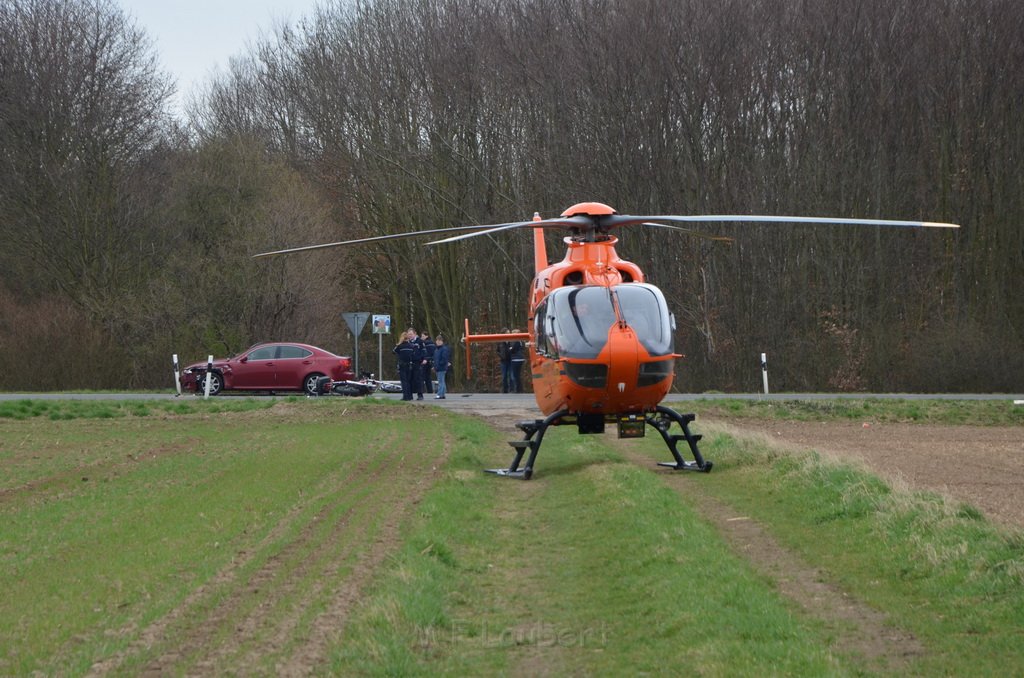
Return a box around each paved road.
[2,391,1021,407]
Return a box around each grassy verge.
[696,397,1024,426]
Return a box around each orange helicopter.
[256,202,958,479]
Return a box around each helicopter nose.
[605,324,641,394]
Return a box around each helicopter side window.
[613,283,674,356]
[548,286,616,359]
[534,298,554,357]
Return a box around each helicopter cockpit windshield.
[614,283,674,356]
[537,284,674,360]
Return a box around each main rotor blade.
[426,216,593,245]
[607,214,960,229]
[252,224,509,258]
[640,222,735,243]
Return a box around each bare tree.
[0,0,174,311]
[4,0,1015,390]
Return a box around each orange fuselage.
[530,320,675,416]
[464,206,680,419]
[526,235,676,417]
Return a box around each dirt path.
[712,419,1024,528]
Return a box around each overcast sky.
[119,0,321,115]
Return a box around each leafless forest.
[1,0,1021,392]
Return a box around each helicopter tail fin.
[533,212,547,273]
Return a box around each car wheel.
[303,373,326,396]
[202,371,223,396]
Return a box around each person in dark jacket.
[497,328,512,393]
[508,331,526,393]
[393,329,422,401]
[408,328,425,399]
[433,334,452,399]
[419,331,435,394]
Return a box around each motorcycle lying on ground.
[357,372,403,393]
[311,372,402,397]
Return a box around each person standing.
[509,331,526,393]
[409,329,425,399]
[433,334,452,399]
[393,329,421,401]
[497,329,512,393]
[419,331,436,394]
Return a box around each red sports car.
[180,342,354,396]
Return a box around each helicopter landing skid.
[647,405,713,472]
[485,409,570,480]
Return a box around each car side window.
[247,347,276,360]
[277,345,313,360]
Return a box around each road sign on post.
[372,314,391,378]
[342,312,371,376]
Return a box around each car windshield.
[546,284,673,359]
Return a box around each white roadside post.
[761,352,769,396]
[203,354,213,398]
[173,354,181,397]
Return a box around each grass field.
[1,398,1022,675]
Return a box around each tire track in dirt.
[86,430,399,677]
[194,436,433,675]
[184,458,394,675]
[273,430,452,677]
[138,444,402,675]
[611,436,925,673]
[0,437,202,507]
